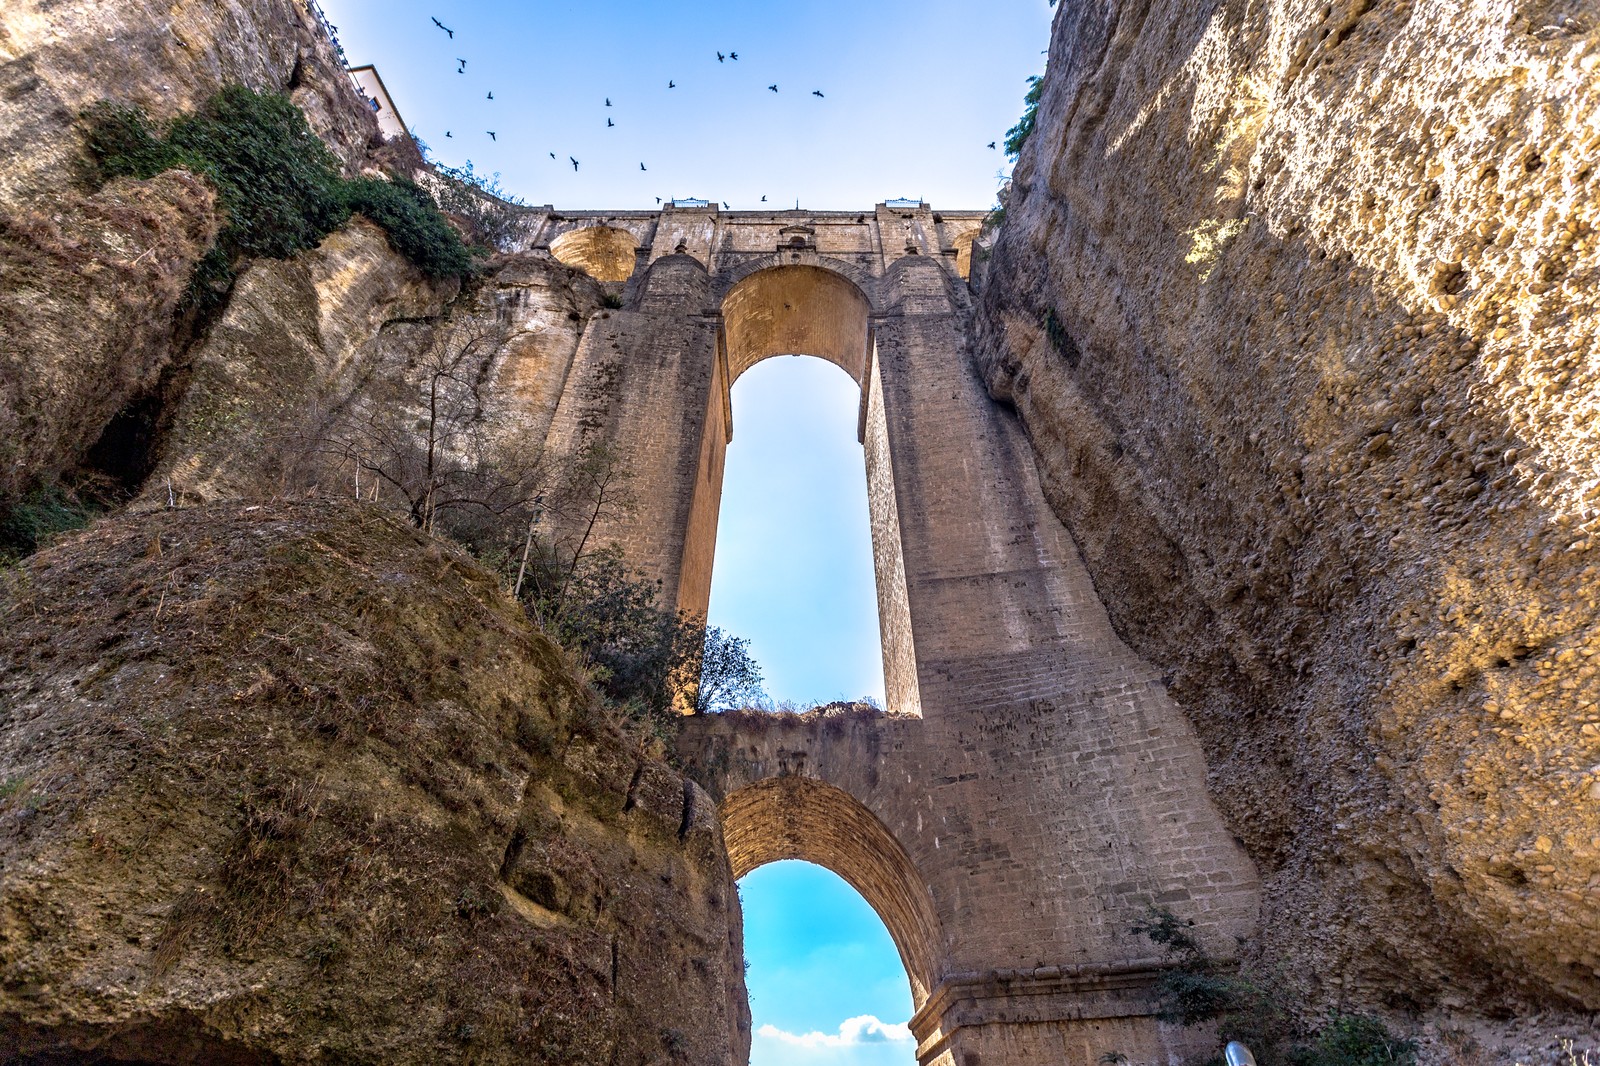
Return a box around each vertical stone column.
[540,254,721,608]
[866,256,1260,1065]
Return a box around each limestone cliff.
[0,171,219,497]
[0,0,377,207]
[0,502,749,1064]
[137,222,602,511]
[978,0,1600,1022]
[0,0,409,506]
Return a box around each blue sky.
[707,358,884,706]
[318,1,1054,1057]
[743,862,915,1066]
[318,0,1050,210]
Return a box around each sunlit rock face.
[0,171,219,498]
[0,0,381,500]
[977,0,1600,1023]
[0,503,749,1065]
[134,220,602,509]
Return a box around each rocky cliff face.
[0,0,435,508]
[0,171,219,497]
[0,502,749,1064]
[978,0,1599,1023]
[0,7,748,1058]
[0,0,376,207]
[137,222,602,511]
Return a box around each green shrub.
[0,484,105,566]
[83,87,475,303]
[341,176,474,278]
[1290,1015,1416,1066]
[1004,75,1044,157]
[1132,908,1415,1066]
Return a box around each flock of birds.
[425,14,870,191]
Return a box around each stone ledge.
[910,957,1229,1064]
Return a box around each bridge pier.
[529,202,1259,1064]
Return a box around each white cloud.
[755,1015,914,1048]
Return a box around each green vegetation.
[342,175,473,278]
[0,483,109,566]
[514,541,763,735]
[1288,1015,1418,1066]
[1131,907,1416,1066]
[1004,75,1044,158]
[83,86,474,305]
[428,159,533,252]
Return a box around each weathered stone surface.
[0,0,376,207]
[138,221,602,510]
[0,171,219,497]
[977,0,1600,1020]
[0,502,748,1065]
[0,0,392,503]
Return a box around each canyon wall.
[978,0,1599,1022]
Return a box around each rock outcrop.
[0,171,218,497]
[0,0,400,504]
[0,0,376,207]
[978,0,1599,1021]
[137,222,602,511]
[0,502,749,1064]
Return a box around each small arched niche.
[721,776,939,1006]
[549,225,638,282]
[721,265,871,384]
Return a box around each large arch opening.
[741,861,916,1065]
[680,263,921,716]
[722,777,939,1008]
[722,265,871,384]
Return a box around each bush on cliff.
[83,86,474,303]
[1132,908,1417,1066]
[1004,75,1044,157]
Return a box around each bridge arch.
[720,264,872,384]
[721,776,939,1006]
[949,227,982,280]
[549,224,638,282]
[671,260,922,716]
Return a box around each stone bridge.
[520,201,1260,1065]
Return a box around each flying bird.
[445,130,452,138]
[812,90,824,98]
[730,51,739,60]
[549,152,556,159]
[987,141,997,149]
[656,197,662,204]
[668,80,676,88]
[570,157,579,171]
[487,131,496,141]
[605,98,612,106]
[487,91,494,100]
[431,17,453,38]
[640,162,647,171]
[607,118,614,127]
[456,58,466,73]
[723,201,730,209]
[760,195,767,202]
[768,84,778,92]
[717,51,725,62]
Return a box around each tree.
[682,626,764,714]
[323,320,548,539]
